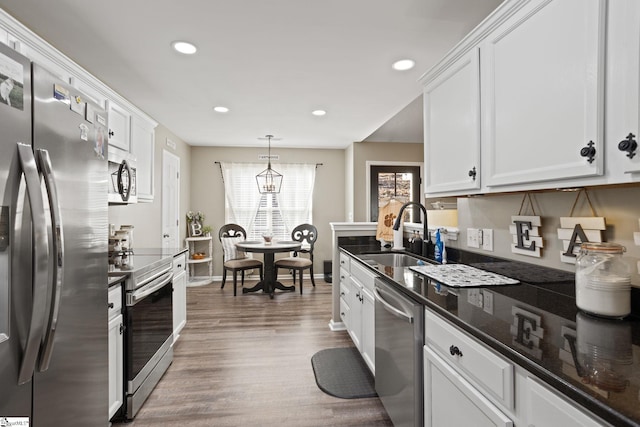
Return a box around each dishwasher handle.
[374,286,413,324]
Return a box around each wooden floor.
[114,278,393,427]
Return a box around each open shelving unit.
[185,236,213,286]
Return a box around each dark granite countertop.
[339,237,640,427]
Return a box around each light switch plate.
[482,229,493,251]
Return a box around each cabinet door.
[69,76,106,109]
[482,0,606,187]
[172,271,187,341]
[424,346,513,427]
[107,99,131,152]
[108,313,124,420]
[606,0,640,177]
[361,288,375,374]
[131,116,155,202]
[526,377,604,427]
[424,48,481,194]
[348,277,363,351]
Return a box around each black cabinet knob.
[108,129,115,137]
[618,133,638,159]
[449,345,463,357]
[580,141,596,163]
[468,166,477,181]
[108,302,114,309]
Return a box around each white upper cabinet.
[419,0,640,197]
[605,0,640,178]
[69,76,106,109]
[107,100,132,153]
[424,48,481,195]
[481,0,606,187]
[131,115,156,202]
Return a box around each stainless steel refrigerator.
[0,43,109,425]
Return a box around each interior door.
[162,150,180,250]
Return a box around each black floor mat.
[311,347,377,399]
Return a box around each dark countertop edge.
[339,246,638,427]
[108,275,127,288]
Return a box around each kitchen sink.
[358,252,426,267]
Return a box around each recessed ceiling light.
[172,41,197,55]
[392,59,415,71]
[214,106,229,113]
[312,110,326,116]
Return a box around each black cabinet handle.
[468,166,477,181]
[108,302,114,309]
[119,323,124,335]
[108,129,114,138]
[580,141,596,163]
[618,133,638,159]
[449,345,463,357]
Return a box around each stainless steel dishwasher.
[374,278,424,427]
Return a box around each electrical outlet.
[482,228,493,251]
[467,228,479,248]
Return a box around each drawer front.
[340,297,350,326]
[340,281,350,299]
[339,252,351,271]
[108,285,122,320]
[350,260,377,293]
[426,310,514,409]
[339,267,350,286]
[173,252,187,274]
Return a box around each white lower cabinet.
[107,284,124,421]
[526,377,607,427]
[172,252,187,342]
[423,309,611,427]
[424,346,513,427]
[340,251,377,374]
[361,287,375,373]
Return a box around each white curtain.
[275,163,316,232]
[220,162,262,232]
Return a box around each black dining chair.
[219,224,263,296]
[274,224,317,294]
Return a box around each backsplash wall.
[452,185,640,287]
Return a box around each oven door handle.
[128,271,173,306]
[374,286,413,324]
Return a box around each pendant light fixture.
[256,135,283,194]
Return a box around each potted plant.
[202,225,212,237]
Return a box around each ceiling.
[0,0,502,149]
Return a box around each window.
[370,165,421,223]
[220,162,316,240]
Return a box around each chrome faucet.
[392,201,433,258]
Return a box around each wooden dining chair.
[219,224,263,296]
[274,224,317,294]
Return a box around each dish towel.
[376,199,403,242]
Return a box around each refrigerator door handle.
[16,143,50,385]
[35,149,64,371]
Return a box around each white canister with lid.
[575,242,631,318]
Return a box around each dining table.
[235,240,302,298]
